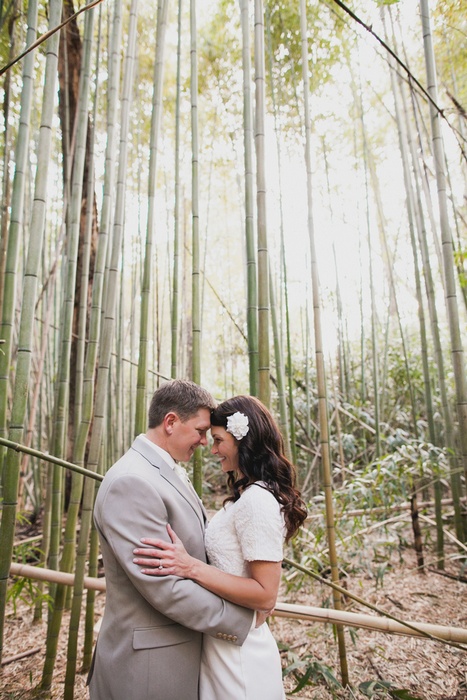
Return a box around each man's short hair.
[147,379,216,428]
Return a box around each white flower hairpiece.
[226,411,249,440]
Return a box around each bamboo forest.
[0,0,466,696]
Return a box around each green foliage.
[197,0,242,114]
[454,248,466,289]
[196,0,347,136]
[359,679,423,699]
[282,648,423,698]
[433,0,467,108]
[8,526,51,614]
[7,574,51,616]
[283,650,342,694]
[335,437,448,511]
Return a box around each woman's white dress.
[200,482,286,700]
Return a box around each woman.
[133,395,307,699]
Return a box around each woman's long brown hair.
[211,395,307,542]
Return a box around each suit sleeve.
[95,471,254,644]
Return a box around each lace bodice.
[204,482,285,576]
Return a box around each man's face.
[169,408,211,462]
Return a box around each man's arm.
[134,526,281,611]
[96,471,254,643]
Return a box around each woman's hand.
[133,524,196,578]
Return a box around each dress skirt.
[199,622,285,700]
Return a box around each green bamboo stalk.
[0,0,63,663]
[419,0,467,530]
[254,0,270,407]
[190,0,203,493]
[0,0,38,478]
[269,269,290,457]
[239,0,258,397]
[62,7,103,692]
[41,6,95,688]
[171,0,183,379]
[265,7,295,460]
[61,0,135,685]
[385,8,446,562]
[84,0,138,475]
[299,0,348,683]
[190,0,200,390]
[360,108,381,458]
[0,0,20,323]
[443,37,467,312]
[82,523,99,669]
[322,137,348,404]
[134,0,169,435]
[304,301,313,494]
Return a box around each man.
[88,380,254,700]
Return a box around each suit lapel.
[131,436,207,525]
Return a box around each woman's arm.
[133,524,281,611]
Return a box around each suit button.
[216,632,223,639]
[222,633,228,640]
[232,636,237,642]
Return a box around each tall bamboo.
[0,0,63,663]
[84,0,136,477]
[171,0,183,379]
[190,0,200,388]
[0,0,38,476]
[323,138,348,403]
[0,0,20,321]
[134,0,169,434]
[254,0,270,407]
[41,5,95,687]
[190,0,203,493]
[358,90,381,457]
[239,0,258,397]
[265,10,295,459]
[299,0,348,683]
[385,7,449,558]
[269,269,290,456]
[79,0,135,673]
[63,7,103,691]
[420,0,467,516]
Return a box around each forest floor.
[1,516,467,699]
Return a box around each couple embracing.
[88,379,307,699]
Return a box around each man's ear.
[163,412,178,434]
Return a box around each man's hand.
[255,608,274,627]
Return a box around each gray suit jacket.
[88,436,253,700]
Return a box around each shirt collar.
[139,433,177,470]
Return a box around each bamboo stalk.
[171,0,183,379]
[190,0,202,495]
[298,0,348,682]
[273,602,467,644]
[8,564,467,644]
[254,0,270,406]
[239,0,258,397]
[0,437,102,481]
[0,0,64,665]
[9,563,106,592]
[134,0,169,434]
[1,647,42,666]
[306,497,460,520]
[419,0,467,518]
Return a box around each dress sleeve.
[233,485,284,562]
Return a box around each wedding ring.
[158,563,163,570]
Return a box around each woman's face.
[210,426,240,474]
